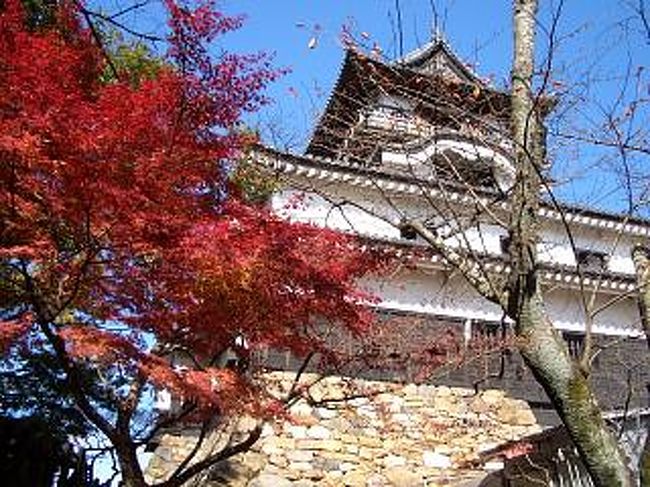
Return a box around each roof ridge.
[395,38,483,86]
[256,145,650,231]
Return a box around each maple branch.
[156,425,263,487]
[38,321,117,442]
[166,418,214,483]
[554,131,650,156]
[80,7,165,43]
[116,377,145,435]
[287,351,315,402]
[107,0,154,20]
[633,0,650,43]
[75,2,120,81]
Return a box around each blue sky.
[102,0,649,212]
[223,0,516,148]
[220,1,649,213]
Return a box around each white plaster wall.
[272,185,506,254]
[271,188,401,239]
[381,139,514,191]
[362,268,504,323]
[273,184,639,277]
[363,268,641,336]
[271,180,642,335]
[539,221,637,274]
[544,287,640,335]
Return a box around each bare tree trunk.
[115,445,147,487]
[632,245,650,487]
[115,440,147,487]
[508,1,633,485]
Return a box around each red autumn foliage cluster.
[0,0,383,421]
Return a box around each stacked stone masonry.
[146,372,541,486]
[262,312,650,420]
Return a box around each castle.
[146,36,649,486]
[256,37,648,420]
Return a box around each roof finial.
[434,25,445,43]
[431,3,443,43]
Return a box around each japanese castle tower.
[146,35,650,487]
[257,37,649,420]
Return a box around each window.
[576,249,607,273]
[471,321,502,343]
[400,225,417,240]
[500,235,511,255]
[562,332,585,359]
[375,95,413,119]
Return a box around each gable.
[398,39,483,86]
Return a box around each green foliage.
[232,152,279,205]
[100,30,166,86]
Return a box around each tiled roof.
[256,145,650,236]
[396,38,484,86]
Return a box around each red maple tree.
[0,1,384,484]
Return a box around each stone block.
[304,469,326,480]
[328,416,353,433]
[481,389,506,406]
[242,451,266,472]
[359,446,378,460]
[327,452,362,463]
[313,457,341,472]
[155,446,173,462]
[286,449,314,462]
[291,401,314,418]
[260,443,282,456]
[348,397,369,407]
[145,372,544,487]
[316,407,339,419]
[247,473,293,487]
[237,415,258,432]
[358,436,383,448]
[291,479,318,487]
[293,481,317,487]
[469,397,490,414]
[383,454,406,468]
[285,425,308,439]
[384,466,422,486]
[340,433,359,444]
[341,470,368,487]
[423,450,452,469]
[495,399,536,426]
[296,439,342,451]
[288,461,313,471]
[267,454,288,467]
[307,425,332,439]
[402,384,418,395]
[391,413,412,425]
[261,423,276,438]
[207,460,256,485]
[366,472,388,487]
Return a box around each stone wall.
[261,313,650,424]
[146,372,541,486]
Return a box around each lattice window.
[471,321,504,348]
[576,249,608,273]
[562,332,585,359]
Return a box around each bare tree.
[501,1,631,484]
[632,245,650,486]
